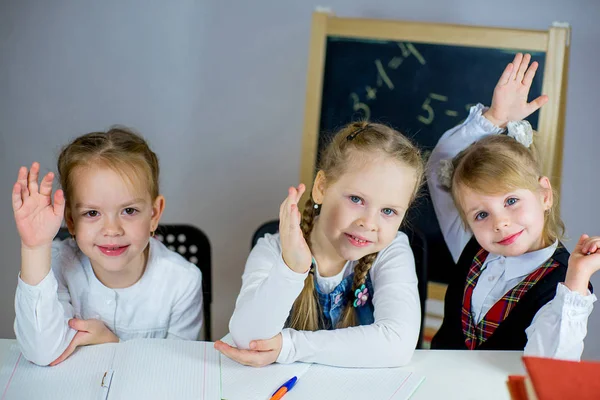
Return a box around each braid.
[337,252,379,328]
[288,196,321,331]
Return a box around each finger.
[497,62,514,86]
[295,184,306,204]
[526,95,549,115]
[279,187,295,219]
[12,183,23,212]
[574,234,589,253]
[68,318,90,332]
[39,172,55,197]
[249,339,276,352]
[49,331,85,366]
[53,189,66,217]
[509,53,523,80]
[516,53,531,83]
[27,162,40,195]
[522,61,539,87]
[214,341,255,365]
[582,237,600,254]
[17,167,29,198]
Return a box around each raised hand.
[49,319,119,366]
[484,53,549,128]
[278,184,313,273]
[565,234,600,296]
[12,162,65,249]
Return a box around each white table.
[0,339,524,399]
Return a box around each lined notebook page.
[0,343,116,400]
[221,355,311,400]
[109,339,221,400]
[285,364,425,400]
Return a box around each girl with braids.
[428,53,598,360]
[216,122,424,367]
[12,127,203,366]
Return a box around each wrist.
[482,108,508,129]
[565,270,592,296]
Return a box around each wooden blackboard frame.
[298,11,570,301]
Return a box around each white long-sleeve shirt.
[14,238,203,366]
[229,232,421,367]
[427,104,596,360]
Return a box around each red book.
[507,356,600,400]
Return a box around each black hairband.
[346,124,370,141]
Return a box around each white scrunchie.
[506,120,533,148]
[437,159,454,190]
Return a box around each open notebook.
[1,339,424,400]
[0,339,221,400]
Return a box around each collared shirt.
[472,242,558,324]
[427,104,596,360]
[14,238,203,366]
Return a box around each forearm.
[229,256,307,348]
[278,317,419,367]
[525,284,596,361]
[14,271,76,365]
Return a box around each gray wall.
[1,0,600,359]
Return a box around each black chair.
[251,219,428,348]
[54,224,212,340]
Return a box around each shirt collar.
[484,240,558,281]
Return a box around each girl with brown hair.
[13,127,203,366]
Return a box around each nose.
[102,217,124,237]
[357,209,378,232]
[493,213,510,232]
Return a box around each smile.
[97,245,130,256]
[497,230,524,246]
[344,233,372,247]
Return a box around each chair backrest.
[250,219,428,348]
[54,224,212,341]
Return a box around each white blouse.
[14,238,203,366]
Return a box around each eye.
[475,211,488,221]
[506,197,518,206]
[83,210,99,218]
[349,195,363,205]
[123,207,138,215]
[382,208,397,216]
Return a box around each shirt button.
[500,258,505,264]
[488,276,496,282]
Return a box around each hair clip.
[346,125,369,141]
[353,284,369,307]
[506,120,533,148]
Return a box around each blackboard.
[318,38,544,283]
[299,12,570,291]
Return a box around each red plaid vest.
[461,248,559,349]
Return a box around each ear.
[150,195,166,232]
[65,207,75,235]
[538,176,553,211]
[311,170,327,205]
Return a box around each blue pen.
[269,376,298,400]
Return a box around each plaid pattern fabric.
[461,248,559,349]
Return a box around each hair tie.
[437,158,454,190]
[506,120,533,148]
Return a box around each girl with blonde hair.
[428,53,598,359]
[217,121,424,367]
